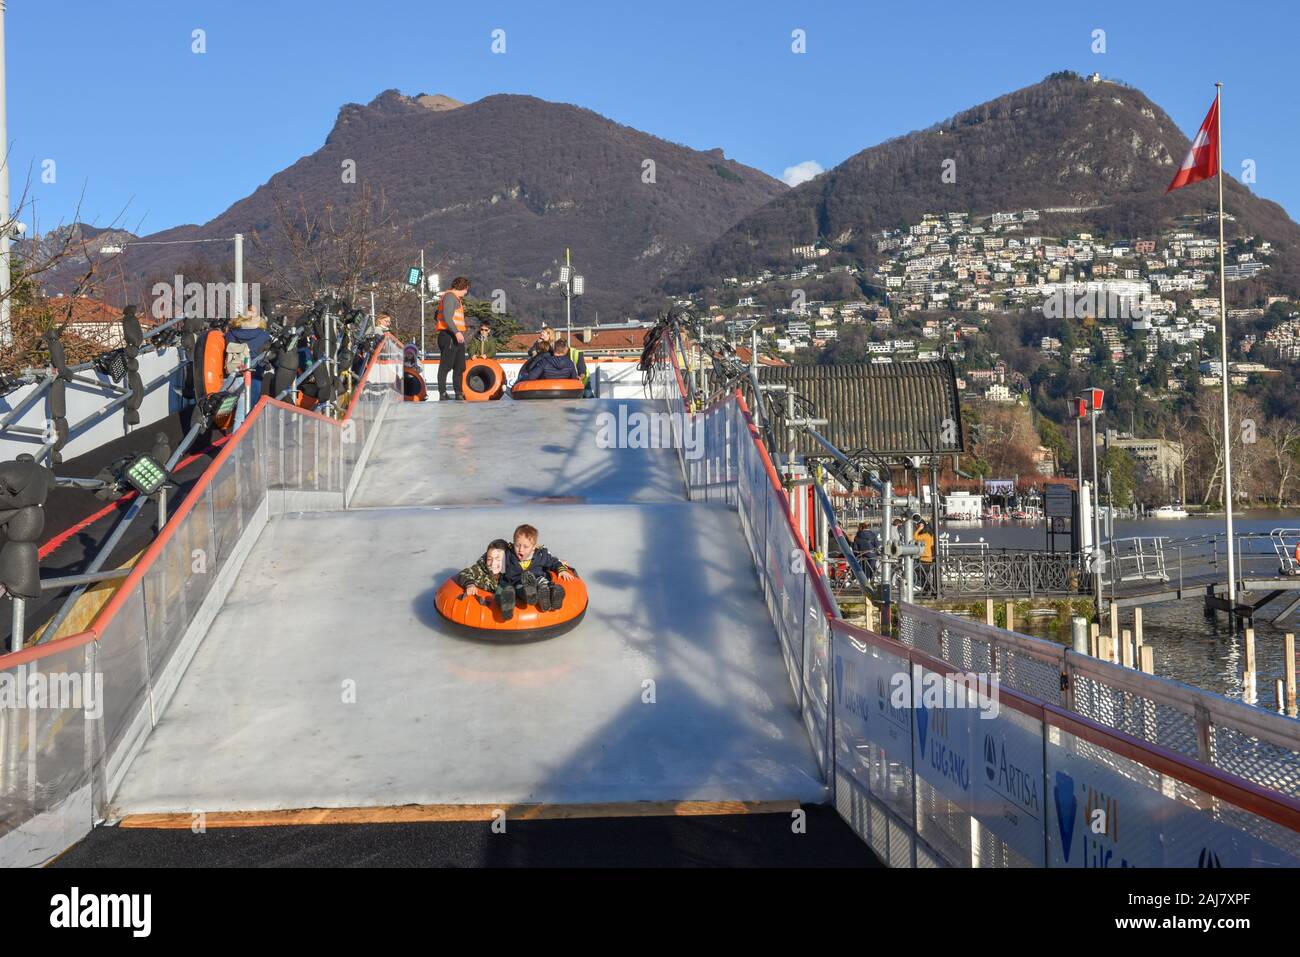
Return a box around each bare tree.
[1264,415,1300,507]
[1194,389,1267,507]
[250,184,411,309]
[1,192,136,373]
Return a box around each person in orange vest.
[435,276,471,400]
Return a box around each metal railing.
[1102,530,1296,594]
[653,328,1300,868]
[896,602,1300,801]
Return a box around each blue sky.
[12,0,1300,235]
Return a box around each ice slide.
[106,399,827,818]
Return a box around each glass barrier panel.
[0,638,91,842]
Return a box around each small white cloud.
[781,160,823,187]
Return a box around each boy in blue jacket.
[503,523,575,612]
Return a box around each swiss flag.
[1166,97,1219,193]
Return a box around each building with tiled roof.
[40,296,156,350]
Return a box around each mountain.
[664,71,1300,301]
[64,91,786,324]
[17,223,140,289]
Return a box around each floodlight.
[123,454,167,497]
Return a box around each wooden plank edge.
[117,799,804,829]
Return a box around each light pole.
[559,247,584,340]
[233,233,244,316]
[0,3,9,348]
[405,255,438,355]
[1087,388,1104,622]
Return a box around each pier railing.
[1102,531,1296,597]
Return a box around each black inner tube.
[466,366,499,394]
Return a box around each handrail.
[834,615,1300,834]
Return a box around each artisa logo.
[982,733,1039,814]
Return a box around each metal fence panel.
[971,703,1046,867]
[910,662,977,867]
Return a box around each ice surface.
[109,400,826,814]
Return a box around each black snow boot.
[536,579,554,612]
[496,584,516,621]
[519,575,538,607]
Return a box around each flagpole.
[1216,81,1237,613]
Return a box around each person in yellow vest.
[435,276,471,400]
[914,515,935,563]
[566,338,592,397]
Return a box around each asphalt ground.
[53,806,881,868]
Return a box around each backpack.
[224,339,250,377]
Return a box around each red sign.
[1087,388,1104,411]
[1073,398,1088,419]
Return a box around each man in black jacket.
[853,523,879,580]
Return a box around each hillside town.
[688,207,1300,505]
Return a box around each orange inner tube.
[435,575,589,639]
[197,329,236,430]
[462,357,505,401]
[511,377,584,399]
[197,329,225,399]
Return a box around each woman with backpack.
[226,309,273,424]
